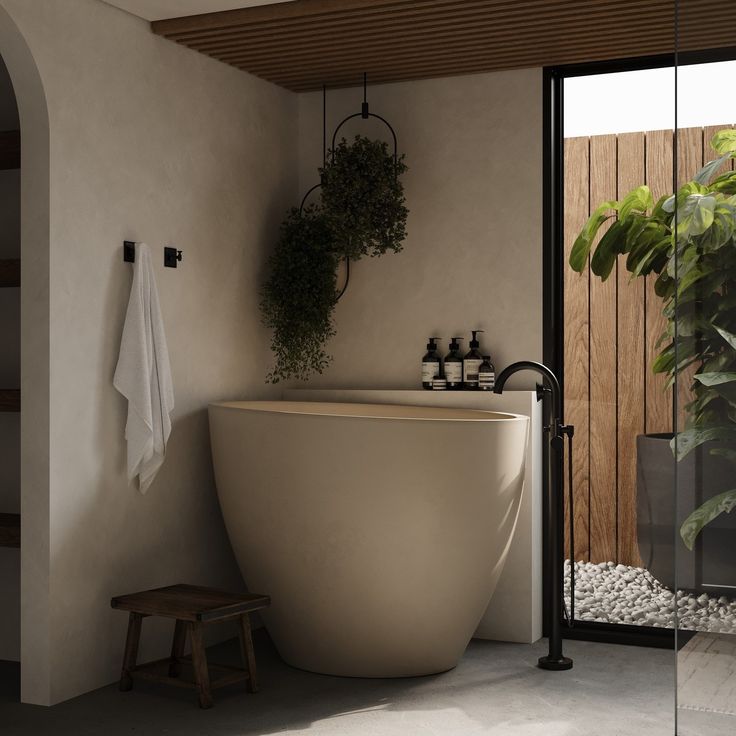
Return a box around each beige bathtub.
[208,401,528,677]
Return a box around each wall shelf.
[0,513,20,548]
[0,259,20,288]
[0,129,20,170]
[0,390,20,413]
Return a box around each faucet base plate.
[538,655,573,671]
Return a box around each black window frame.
[543,45,736,649]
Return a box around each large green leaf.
[694,372,736,386]
[671,426,736,461]
[714,326,736,350]
[590,219,629,280]
[694,154,734,185]
[711,129,736,155]
[569,201,617,272]
[700,205,736,251]
[680,489,736,550]
[618,185,653,219]
[654,271,674,298]
[710,447,736,462]
[663,181,709,213]
[676,194,716,239]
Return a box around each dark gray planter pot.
[637,433,736,593]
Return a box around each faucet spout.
[493,360,563,424]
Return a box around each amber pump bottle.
[422,337,442,390]
[444,337,464,390]
[463,330,484,389]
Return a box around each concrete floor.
[0,632,731,735]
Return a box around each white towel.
[113,243,174,494]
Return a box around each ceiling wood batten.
[152,0,736,92]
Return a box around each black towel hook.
[122,241,183,268]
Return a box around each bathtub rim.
[208,400,527,423]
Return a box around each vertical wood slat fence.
[563,124,734,567]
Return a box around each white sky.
[564,60,736,138]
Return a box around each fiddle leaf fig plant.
[570,129,736,550]
[260,134,408,383]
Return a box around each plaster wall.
[296,70,543,390]
[0,0,544,704]
[0,0,296,704]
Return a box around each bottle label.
[479,372,495,389]
[445,362,462,383]
[464,358,483,384]
[422,361,439,383]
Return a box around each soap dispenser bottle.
[479,355,496,391]
[463,330,484,389]
[444,337,464,390]
[422,337,442,390]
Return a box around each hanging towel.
[113,243,174,494]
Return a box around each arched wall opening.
[0,3,51,707]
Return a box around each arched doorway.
[0,4,51,707]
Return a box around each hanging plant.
[261,133,409,384]
[260,206,339,383]
[321,135,408,259]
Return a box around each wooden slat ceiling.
[152,0,736,92]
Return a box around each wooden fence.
[563,123,734,566]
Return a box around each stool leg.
[169,619,187,678]
[238,613,259,693]
[119,612,143,692]
[188,622,213,709]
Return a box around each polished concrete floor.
[0,632,731,735]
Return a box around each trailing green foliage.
[570,129,736,546]
[260,206,339,383]
[260,135,408,383]
[320,136,408,259]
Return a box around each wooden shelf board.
[0,389,20,412]
[0,259,20,288]
[0,513,20,548]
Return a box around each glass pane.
[563,66,677,628]
[675,5,736,732]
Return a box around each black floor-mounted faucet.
[494,360,573,671]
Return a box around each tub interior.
[210,401,523,422]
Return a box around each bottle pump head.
[426,337,440,351]
[469,330,484,349]
[449,337,463,351]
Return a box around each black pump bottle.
[422,337,442,390]
[463,330,484,389]
[444,337,464,390]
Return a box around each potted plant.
[260,135,407,383]
[570,129,736,590]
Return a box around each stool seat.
[111,583,270,709]
[111,584,270,622]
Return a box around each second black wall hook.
[164,246,183,268]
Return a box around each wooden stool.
[111,584,270,709]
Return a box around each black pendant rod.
[299,74,399,304]
[300,84,327,215]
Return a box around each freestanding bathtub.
[208,401,528,677]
